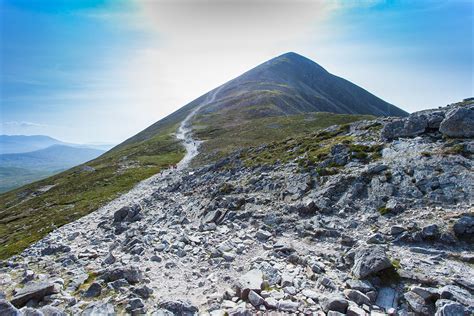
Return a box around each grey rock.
[367,233,385,244]
[422,224,440,239]
[236,269,263,299]
[40,244,71,256]
[81,302,115,315]
[22,270,35,284]
[38,306,65,316]
[351,246,392,279]
[439,285,474,306]
[264,297,278,309]
[259,261,281,286]
[100,266,143,284]
[453,215,474,240]
[390,226,406,235]
[435,299,466,316]
[126,298,146,314]
[83,282,102,298]
[277,300,299,312]
[439,106,474,137]
[317,276,336,290]
[320,295,349,313]
[344,289,371,306]
[108,278,128,291]
[381,115,428,140]
[158,300,198,315]
[102,253,116,265]
[347,303,367,316]
[248,290,264,307]
[20,307,43,316]
[345,279,374,293]
[0,300,21,316]
[281,272,294,287]
[133,285,154,299]
[375,287,398,311]
[411,286,440,301]
[11,282,58,308]
[255,229,272,241]
[113,204,142,223]
[404,291,434,316]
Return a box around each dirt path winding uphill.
[176,85,223,169]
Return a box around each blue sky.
[1,0,473,143]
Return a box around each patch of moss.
[444,144,464,155]
[378,206,392,216]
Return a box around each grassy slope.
[0,125,184,259]
[193,110,374,165]
[0,167,58,193]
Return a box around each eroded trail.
[176,85,223,169]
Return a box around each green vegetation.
[193,111,374,165]
[444,143,465,155]
[378,206,392,215]
[0,126,184,259]
[391,258,401,270]
[228,119,382,169]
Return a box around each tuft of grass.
[378,206,392,216]
[444,144,464,155]
[391,259,401,270]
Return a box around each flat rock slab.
[11,282,57,307]
[376,287,398,311]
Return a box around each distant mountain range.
[0,135,111,192]
[0,135,67,154]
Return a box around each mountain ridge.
[114,52,407,151]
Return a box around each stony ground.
[1,101,473,315]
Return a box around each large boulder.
[351,246,392,279]
[439,106,474,138]
[10,282,58,307]
[381,115,428,140]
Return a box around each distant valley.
[0,135,113,192]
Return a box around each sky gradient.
[1,0,473,143]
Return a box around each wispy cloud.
[2,121,49,128]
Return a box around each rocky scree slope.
[0,100,473,315]
[0,52,406,259]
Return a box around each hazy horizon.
[1,0,473,143]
